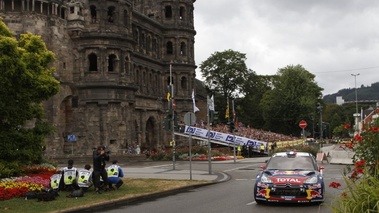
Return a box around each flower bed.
[0,164,57,201]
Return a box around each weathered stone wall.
[0,0,198,157]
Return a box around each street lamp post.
[351,73,360,134]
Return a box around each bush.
[0,160,24,178]
[329,167,379,213]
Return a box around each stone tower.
[0,0,197,156]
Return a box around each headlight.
[304,176,318,184]
[260,173,273,183]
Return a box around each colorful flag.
[192,89,200,113]
[209,95,215,111]
[166,85,171,101]
[225,97,229,118]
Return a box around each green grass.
[0,178,208,213]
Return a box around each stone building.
[0,0,199,157]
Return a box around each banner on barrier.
[183,125,267,149]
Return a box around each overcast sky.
[193,0,379,95]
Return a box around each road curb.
[60,181,221,213]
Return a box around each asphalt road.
[90,158,346,213]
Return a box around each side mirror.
[260,165,266,170]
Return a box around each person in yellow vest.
[107,160,124,190]
[50,173,62,191]
[77,164,93,192]
[237,146,242,156]
[260,144,265,156]
[61,159,78,191]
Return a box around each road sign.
[67,134,77,142]
[299,120,307,129]
[184,112,196,126]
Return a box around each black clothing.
[92,150,110,191]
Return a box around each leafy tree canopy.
[200,49,250,99]
[260,64,323,136]
[0,19,59,166]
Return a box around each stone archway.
[145,117,156,151]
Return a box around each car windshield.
[266,156,316,170]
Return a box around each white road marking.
[246,201,256,205]
[143,164,173,168]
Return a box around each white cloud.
[194,0,379,95]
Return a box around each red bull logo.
[256,188,271,199]
[306,189,322,199]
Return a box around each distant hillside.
[323,82,379,103]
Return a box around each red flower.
[354,134,363,142]
[355,167,364,174]
[355,160,366,167]
[343,124,351,129]
[345,142,354,149]
[329,182,341,188]
[350,171,358,179]
[370,126,379,132]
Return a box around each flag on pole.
[209,95,215,111]
[192,89,200,113]
[225,97,229,118]
[166,85,171,101]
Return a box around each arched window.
[146,36,151,53]
[124,56,130,74]
[108,54,117,72]
[181,77,187,89]
[180,42,187,56]
[107,6,115,23]
[166,41,173,55]
[90,5,97,23]
[165,5,172,18]
[179,6,185,20]
[141,33,146,49]
[152,38,157,56]
[123,10,128,26]
[136,68,140,85]
[88,53,98,71]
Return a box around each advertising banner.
[183,125,267,149]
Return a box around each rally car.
[254,151,324,204]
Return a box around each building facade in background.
[0,0,197,156]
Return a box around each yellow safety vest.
[77,170,92,188]
[63,168,77,185]
[107,165,119,178]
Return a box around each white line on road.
[143,164,173,168]
[223,165,254,172]
[246,201,256,205]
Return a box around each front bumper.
[254,183,324,203]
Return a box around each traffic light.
[228,121,235,133]
[213,111,219,123]
[173,113,178,131]
[210,111,219,124]
[163,117,171,130]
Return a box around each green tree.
[238,73,273,128]
[260,64,323,136]
[0,19,59,168]
[200,49,250,122]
